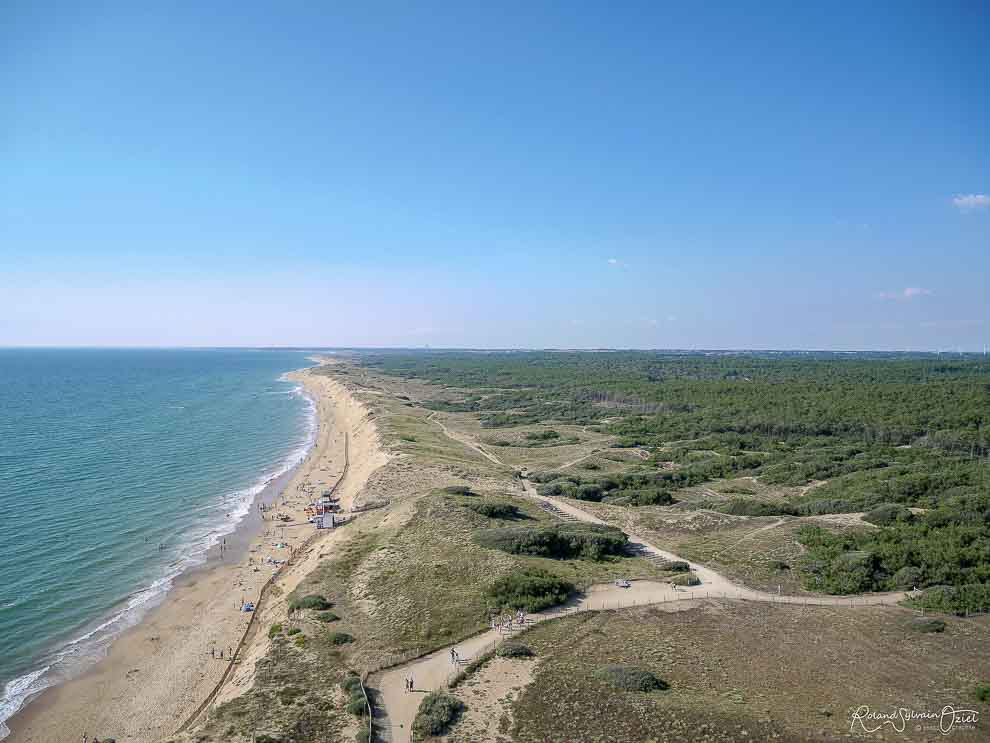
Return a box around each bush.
[974,684,990,703]
[474,523,628,561]
[892,566,923,590]
[594,665,668,692]
[671,573,701,587]
[574,484,604,502]
[443,485,475,496]
[346,697,368,716]
[526,429,560,441]
[863,503,914,526]
[354,730,371,743]
[910,617,946,633]
[906,584,990,616]
[289,594,333,612]
[666,560,690,572]
[341,675,363,694]
[286,627,301,636]
[412,691,466,738]
[315,611,340,623]
[328,632,355,645]
[268,623,283,638]
[487,569,575,612]
[496,642,535,658]
[277,686,304,705]
[465,501,520,519]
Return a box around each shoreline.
[4,360,361,743]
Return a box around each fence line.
[176,433,351,734]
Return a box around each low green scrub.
[487,569,575,612]
[315,611,340,623]
[277,686,304,705]
[328,632,354,645]
[412,691,466,739]
[442,485,476,496]
[593,665,668,692]
[268,623,283,638]
[666,560,690,572]
[526,429,561,441]
[474,523,628,560]
[496,642,535,658]
[904,584,990,616]
[289,594,333,612]
[671,573,701,586]
[465,501,521,519]
[910,617,946,633]
[341,675,368,717]
[974,683,990,703]
[863,502,914,526]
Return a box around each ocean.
[0,348,317,736]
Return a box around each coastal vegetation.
[413,691,466,739]
[363,351,990,612]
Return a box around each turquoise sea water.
[0,349,316,736]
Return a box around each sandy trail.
[371,416,909,743]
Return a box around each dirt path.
[370,419,907,742]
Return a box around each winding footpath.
[368,414,908,743]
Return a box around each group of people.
[210,645,234,660]
[490,610,526,633]
[403,676,415,692]
[449,647,461,664]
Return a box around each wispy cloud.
[879,287,933,301]
[606,257,630,268]
[952,193,990,212]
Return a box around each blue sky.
[2,1,988,349]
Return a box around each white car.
[615,579,631,589]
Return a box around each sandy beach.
[6,360,386,743]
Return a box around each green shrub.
[892,566,923,590]
[289,594,333,611]
[666,560,690,572]
[863,503,914,526]
[496,642,535,658]
[671,573,701,586]
[574,483,604,502]
[354,730,371,743]
[593,665,668,692]
[268,623,283,638]
[285,627,301,636]
[443,485,475,496]
[277,686,304,705]
[328,632,355,645]
[906,584,990,616]
[487,569,575,612]
[974,683,990,703]
[465,501,521,519]
[341,675,363,694]
[315,611,340,623]
[346,697,368,716]
[412,691,466,738]
[910,617,946,633]
[474,523,628,561]
[526,429,560,441]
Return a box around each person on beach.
[409,675,413,690]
